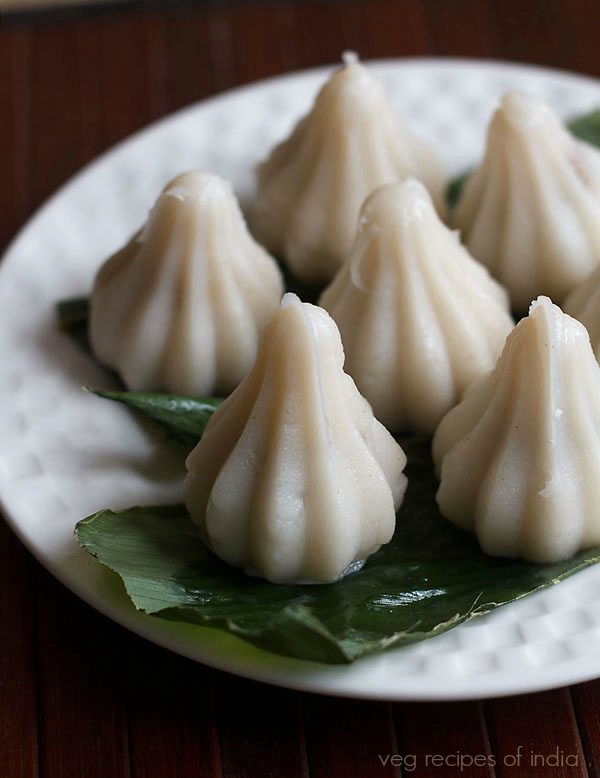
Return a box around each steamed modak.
[185,294,408,584]
[454,92,600,311]
[252,52,445,284]
[564,264,600,361]
[320,179,514,434]
[90,171,284,396]
[433,297,600,563]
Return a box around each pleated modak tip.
[319,179,514,435]
[433,296,600,564]
[252,52,446,284]
[184,293,408,585]
[453,91,600,311]
[89,171,284,396]
[564,263,600,361]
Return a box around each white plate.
[3,58,600,701]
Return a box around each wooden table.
[3,1,600,776]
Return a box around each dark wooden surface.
[3,1,600,776]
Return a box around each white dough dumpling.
[453,92,600,311]
[185,293,408,584]
[564,264,600,360]
[319,179,514,434]
[252,52,445,284]
[433,296,600,563]
[90,171,284,396]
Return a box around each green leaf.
[88,389,222,447]
[56,296,90,353]
[568,108,600,146]
[445,172,470,209]
[75,441,600,664]
[446,106,600,208]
